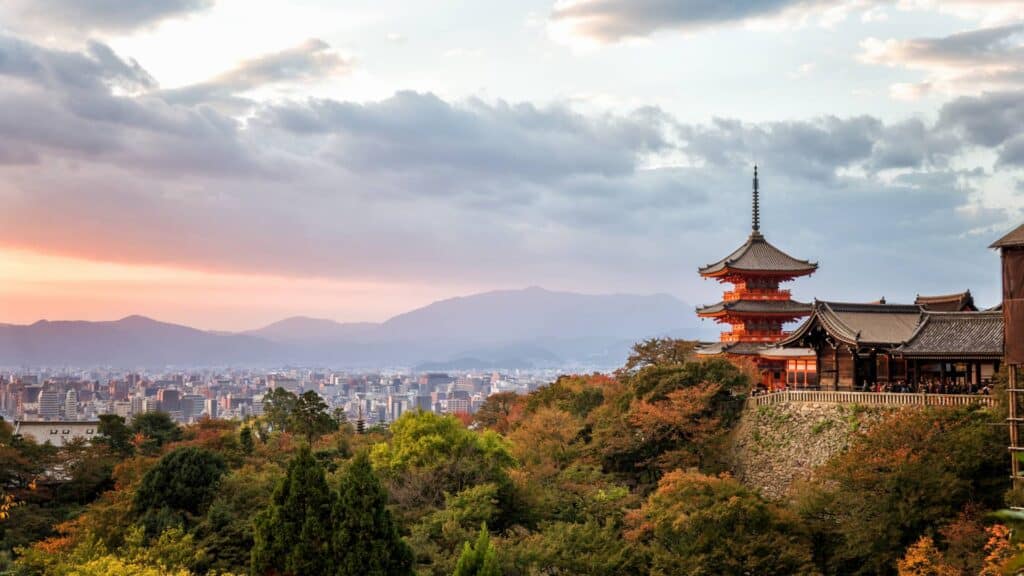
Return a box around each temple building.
[695,166,1010,393]
[696,167,818,388]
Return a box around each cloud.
[549,0,839,42]
[860,24,1024,97]
[549,0,1024,43]
[1,0,215,37]
[163,39,352,108]
[0,34,1018,308]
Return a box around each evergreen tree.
[251,445,335,576]
[239,426,254,455]
[133,447,227,537]
[96,414,134,456]
[292,390,338,443]
[331,451,413,576]
[130,411,183,455]
[452,523,500,576]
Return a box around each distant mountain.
[0,288,708,369]
[0,315,277,367]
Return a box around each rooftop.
[779,301,923,347]
[915,290,976,312]
[698,232,819,277]
[696,299,812,316]
[990,222,1024,249]
[897,311,1003,358]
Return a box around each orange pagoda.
[696,167,817,388]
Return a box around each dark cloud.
[1,0,214,36]
[550,0,836,42]
[938,91,1024,147]
[164,39,351,108]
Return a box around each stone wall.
[727,401,899,500]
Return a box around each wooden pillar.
[1009,365,1020,486]
[833,345,839,390]
[975,362,983,386]
[887,353,894,383]
[940,362,947,390]
[852,349,860,391]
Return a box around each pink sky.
[0,247,482,331]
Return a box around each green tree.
[292,391,338,443]
[332,451,413,576]
[263,388,298,433]
[452,523,499,576]
[133,447,227,536]
[251,445,334,576]
[96,415,134,457]
[239,427,254,455]
[618,338,698,375]
[130,412,182,455]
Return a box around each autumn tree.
[796,406,1007,575]
[627,470,819,576]
[897,536,958,576]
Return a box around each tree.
[332,451,413,576]
[133,447,227,536]
[618,338,697,375]
[292,391,338,443]
[452,523,499,576]
[263,388,298,433]
[796,406,1008,575]
[627,470,819,576]
[239,427,254,456]
[472,392,521,434]
[96,415,134,457]
[251,445,334,576]
[130,412,182,455]
[897,536,958,576]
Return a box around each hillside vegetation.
[0,339,1019,575]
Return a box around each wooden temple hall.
[696,167,1009,392]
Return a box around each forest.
[1,339,1021,576]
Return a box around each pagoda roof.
[915,290,977,312]
[696,299,812,316]
[695,341,772,356]
[698,231,817,277]
[896,311,1003,359]
[778,301,923,348]
[990,222,1024,249]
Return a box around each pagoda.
[696,167,817,387]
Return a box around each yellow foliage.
[897,536,958,576]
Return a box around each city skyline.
[1,0,1022,329]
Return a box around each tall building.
[696,167,818,389]
[38,388,62,420]
[64,389,78,420]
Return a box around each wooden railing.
[748,390,995,408]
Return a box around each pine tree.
[239,426,254,455]
[452,523,500,576]
[331,451,413,576]
[251,445,335,576]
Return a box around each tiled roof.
[897,311,1004,358]
[991,222,1024,248]
[915,290,976,312]
[698,232,817,276]
[696,299,812,316]
[779,301,923,347]
[695,341,771,356]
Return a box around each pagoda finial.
[752,165,760,233]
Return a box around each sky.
[0,0,1022,330]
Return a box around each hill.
[0,288,706,368]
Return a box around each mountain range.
[0,287,709,369]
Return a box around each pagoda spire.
[752,165,760,233]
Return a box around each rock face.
[728,401,899,501]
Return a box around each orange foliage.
[897,536,958,576]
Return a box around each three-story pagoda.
[696,167,817,387]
